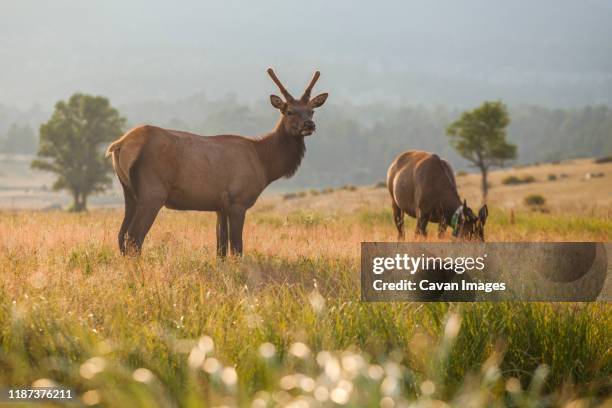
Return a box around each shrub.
[283,192,297,200]
[373,181,386,188]
[341,184,357,191]
[502,174,536,185]
[594,155,612,164]
[584,172,605,180]
[524,194,546,206]
[547,174,557,181]
[502,175,521,185]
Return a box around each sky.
[1,0,611,108]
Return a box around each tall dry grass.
[0,205,610,406]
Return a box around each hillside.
[0,156,610,218]
[262,158,612,217]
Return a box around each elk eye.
[286,110,293,116]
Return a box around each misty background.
[1,0,611,198]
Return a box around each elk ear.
[478,205,489,225]
[310,93,328,108]
[270,95,286,110]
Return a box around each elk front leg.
[392,201,405,241]
[437,212,448,239]
[437,221,447,239]
[228,206,246,256]
[438,221,446,239]
[216,210,228,257]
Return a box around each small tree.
[32,93,125,211]
[446,101,516,201]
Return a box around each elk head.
[267,68,329,137]
[452,200,488,241]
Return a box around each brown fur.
[107,68,328,256]
[387,150,488,240]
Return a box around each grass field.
[1,206,611,406]
[0,159,611,407]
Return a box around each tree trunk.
[480,167,488,202]
[80,193,88,212]
[70,191,79,212]
[70,190,87,212]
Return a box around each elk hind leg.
[125,199,165,255]
[216,210,229,257]
[392,201,405,241]
[124,171,167,255]
[118,182,137,255]
[415,210,429,237]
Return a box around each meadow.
[0,159,611,407]
[0,207,610,406]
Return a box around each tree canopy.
[446,101,517,199]
[32,93,125,211]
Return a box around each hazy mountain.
[1,0,611,109]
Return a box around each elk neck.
[253,117,306,184]
[443,195,463,223]
[432,154,463,222]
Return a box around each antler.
[301,71,320,101]
[267,68,294,101]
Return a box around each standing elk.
[106,68,328,256]
[387,150,488,241]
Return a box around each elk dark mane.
[255,125,306,182]
[278,134,306,179]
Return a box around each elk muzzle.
[300,120,316,136]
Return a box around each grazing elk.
[386,150,488,241]
[106,68,328,256]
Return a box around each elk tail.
[106,139,123,158]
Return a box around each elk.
[386,150,488,241]
[106,68,328,256]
